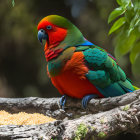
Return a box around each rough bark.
[0,90,140,140]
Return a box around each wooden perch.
[0,90,140,140]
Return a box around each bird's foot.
[82,94,98,109]
[60,95,67,109]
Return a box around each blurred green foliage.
[0,0,139,98]
[12,0,15,7]
[108,0,140,76]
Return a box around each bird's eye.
[46,25,52,30]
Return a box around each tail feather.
[118,79,135,93]
[133,85,139,90]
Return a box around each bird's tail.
[133,85,139,90]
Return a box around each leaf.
[116,0,131,8]
[130,42,140,63]
[117,0,122,5]
[132,53,140,76]
[109,17,126,35]
[114,29,137,56]
[114,45,122,58]
[125,6,135,23]
[121,0,131,9]
[12,0,15,7]
[134,0,140,12]
[128,12,140,36]
[108,7,125,23]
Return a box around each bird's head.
[37,15,84,61]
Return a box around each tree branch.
[0,90,140,139]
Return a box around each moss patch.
[91,126,96,131]
[74,123,88,140]
[122,105,130,111]
[97,131,107,138]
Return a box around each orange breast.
[51,52,103,99]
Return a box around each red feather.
[51,52,104,98]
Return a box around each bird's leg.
[82,94,98,109]
[60,95,67,109]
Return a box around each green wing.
[81,46,135,97]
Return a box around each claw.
[82,94,98,109]
[60,95,67,109]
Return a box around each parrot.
[37,15,139,109]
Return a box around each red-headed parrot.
[37,15,139,108]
